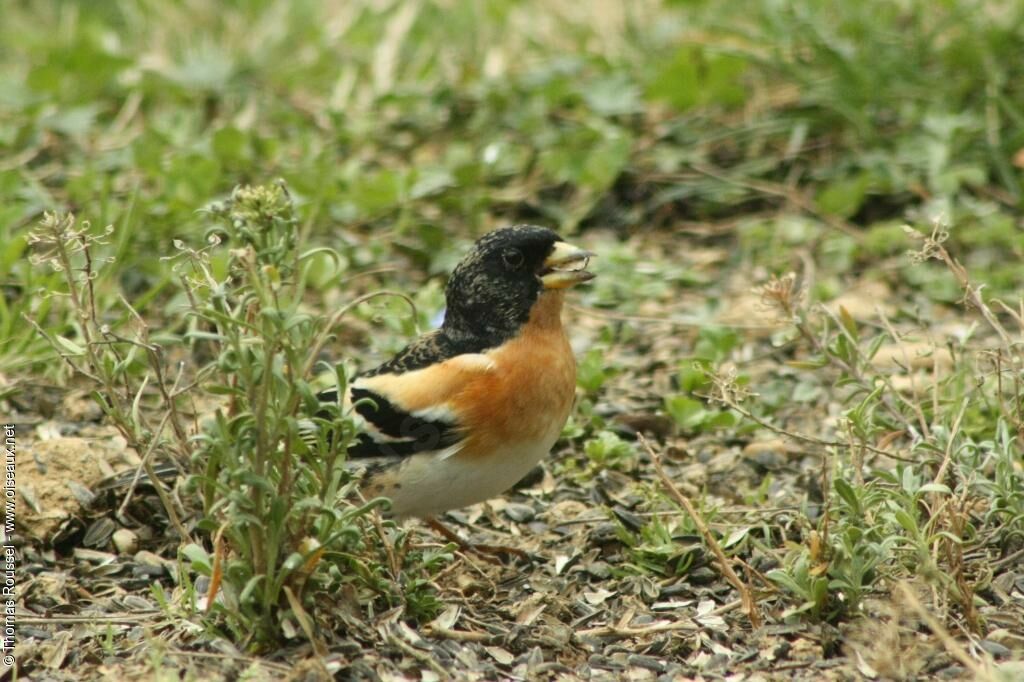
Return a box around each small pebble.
[979,640,1011,658]
[627,654,665,672]
[586,654,625,671]
[504,503,535,523]
[135,526,155,543]
[134,550,171,569]
[132,564,166,578]
[112,528,139,555]
[589,523,621,544]
[121,595,155,611]
[688,566,718,584]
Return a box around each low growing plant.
[690,220,1024,627]
[28,182,448,649]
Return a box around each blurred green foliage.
[4,0,1023,371]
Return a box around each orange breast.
[452,291,577,458]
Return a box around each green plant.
[583,430,635,469]
[738,219,1024,628]
[977,419,1024,548]
[767,546,831,619]
[576,346,616,395]
[173,184,451,644]
[27,184,447,649]
[663,394,740,435]
[615,512,702,579]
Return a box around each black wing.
[317,329,485,459]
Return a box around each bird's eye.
[502,248,524,270]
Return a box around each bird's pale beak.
[540,241,596,289]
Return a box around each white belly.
[384,436,556,518]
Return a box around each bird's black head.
[442,225,594,344]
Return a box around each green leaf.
[864,335,887,362]
[410,166,455,199]
[281,551,305,572]
[766,568,808,599]
[703,53,749,107]
[705,410,738,429]
[722,527,750,549]
[893,509,919,534]
[582,74,642,115]
[816,173,872,219]
[838,305,858,340]
[646,47,748,111]
[581,128,632,191]
[647,47,700,111]
[348,169,405,217]
[664,395,707,430]
[676,364,709,392]
[239,575,264,604]
[693,326,739,363]
[182,543,212,574]
[834,478,861,516]
[917,483,952,495]
[55,335,85,356]
[787,359,830,370]
[212,125,250,166]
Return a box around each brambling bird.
[322,225,594,521]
